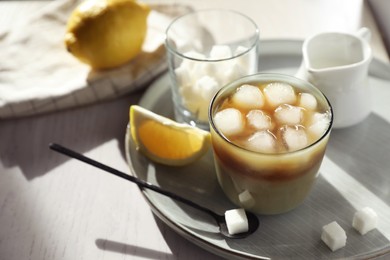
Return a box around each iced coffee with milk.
[209,73,332,215]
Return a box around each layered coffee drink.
[209,73,332,215]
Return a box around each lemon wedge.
[130,105,211,166]
[65,0,150,70]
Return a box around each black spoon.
[49,143,259,239]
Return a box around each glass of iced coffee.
[209,73,333,215]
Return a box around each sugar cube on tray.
[321,207,378,252]
[353,207,378,235]
[321,221,347,252]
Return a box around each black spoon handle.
[49,143,219,219]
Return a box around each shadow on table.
[95,238,174,259]
[94,214,224,260]
[153,214,225,260]
[0,92,142,180]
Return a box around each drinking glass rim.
[208,72,334,156]
[164,8,260,62]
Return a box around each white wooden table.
[0,1,388,259]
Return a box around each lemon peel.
[65,0,150,69]
[129,105,211,166]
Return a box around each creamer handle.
[356,27,371,42]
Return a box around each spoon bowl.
[49,143,259,239]
[215,210,259,238]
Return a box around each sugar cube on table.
[353,207,378,235]
[214,108,244,136]
[232,84,265,109]
[321,221,347,252]
[224,208,249,235]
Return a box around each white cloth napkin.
[0,0,190,119]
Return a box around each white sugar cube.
[353,207,378,235]
[232,84,265,109]
[181,51,206,70]
[194,75,220,101]
[214,108,244,136]
[175,66,192,88]
[180,83,210,122]
[246,110,272,130]
[244,131,276,153]
[180,86,201,112]
[263,82,297,108]
[238,190,256,208]
[308,112,331,139]
[210,45,232,60]
[274,104,303,125]
[183,50,206,60]
[234,45,257,73]
[220,62,246,86]
[193,76,220,121]
[180,85,194,103]
[281,125,308,151]
[321,221,347,252]
[191,62,218,82]
[299,93,318,110]
[236,46,257,74]
[225,208,249,235]
[234,46,249,67]
[234,45,248,56]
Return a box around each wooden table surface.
[0,0,388,259]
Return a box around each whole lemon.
[65,0,150,70]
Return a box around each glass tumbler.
[209,73,333,215]
[165,9,259,130]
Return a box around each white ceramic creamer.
[296,28,372,128]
